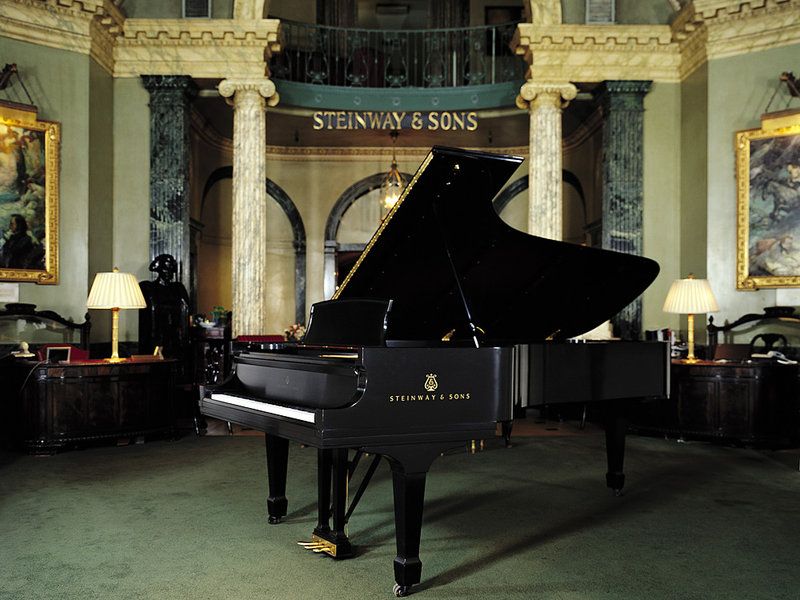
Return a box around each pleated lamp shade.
[662,276,719,314]
[87,269,146,309]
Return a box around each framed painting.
[0,100,59,284]
[736,109,800,289]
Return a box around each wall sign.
[312,111,478,131]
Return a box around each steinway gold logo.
[388,373,471,403]
[424,373,438,392]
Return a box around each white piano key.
[209,393,316,424]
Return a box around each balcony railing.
[269,20,525,89]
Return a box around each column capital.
[218,77,280,107]
[516,81,577,111]
[594,80,652,112]
[141,75,198,98]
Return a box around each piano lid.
[334,146,659,344]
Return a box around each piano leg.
[265,434,289,524]
[309,449,353,559]
[500,420,513,447]
[314,449,332,539]
[331,449,353,557]
[604,399,631,496]
[369,443,442,597]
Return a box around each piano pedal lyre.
[297,534,339,558]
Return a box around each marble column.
[517,81,577,239]
[142,75,197,297]
[595,80,652,340]
[218,78,279,337]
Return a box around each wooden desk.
[631,359,799,447]
[1,358,177,454]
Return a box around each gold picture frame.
[736,109,800,290]
[0,100,59,284]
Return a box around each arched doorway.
[494,172,590,245]
[199,167,307,326]
[323,172,412,299]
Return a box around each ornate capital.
[219,77,279,107]
[595,80,652,112]
[516,81,577,111]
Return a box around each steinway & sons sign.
[312,111,478,131]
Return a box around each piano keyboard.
[210,393,316,424]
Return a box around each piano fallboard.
[201,345,513,448]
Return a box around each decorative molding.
[673,0,800,79]
[0,1,278,79]
[512,24,681,83]
[262,145,529,161]
[514,1,800,83]
[115,19,280,78]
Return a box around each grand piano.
[200,147,668,597]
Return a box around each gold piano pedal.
[469,439,486,454]
[297,534,339,558]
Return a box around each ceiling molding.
[513,1,800,84]
[513,24,680,83]
[2,0,797,86]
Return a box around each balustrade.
[270,20,524,89]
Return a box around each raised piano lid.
[333,146,659,344]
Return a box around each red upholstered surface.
[35,344,90,362]
[236,335,285,342]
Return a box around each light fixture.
[379,129,406,215]
[87,267,147,362]
[662,274,719,363]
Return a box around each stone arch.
[200,166,307,323]
[323,172,412,299]
[493,171,587,235]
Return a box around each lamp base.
[676,357,700,364]
[104,357,126,363]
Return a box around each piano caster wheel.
[393,584,411,597]
[268,516,282,524]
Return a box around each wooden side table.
[0,358,177,454]
[631,359,799,447]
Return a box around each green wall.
[0,38,93,324]
[112,78,152,343]
[642,81,682,333]
[679,63,709,281]
[706,43,800,324]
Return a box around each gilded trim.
[332,152,434,298]
[736,110,800,289]
[0,106,60,284]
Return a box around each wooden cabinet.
[631,360,799,447]
[0,359,177,454]
[190,325,231,385]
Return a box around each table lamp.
[662,274,719,363]
[87,267,146,362]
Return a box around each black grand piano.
[200,147,668,596]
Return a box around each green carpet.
[1,430,799,599]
